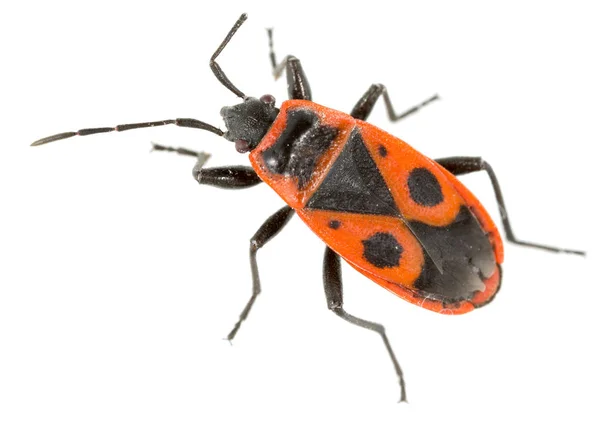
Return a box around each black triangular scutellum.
[306,129,399,216]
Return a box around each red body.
[250,100,503,314]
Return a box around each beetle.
[31,13,585,401]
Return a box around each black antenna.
[30,14,254,147]
[210,13,248,99]
[31,118,224,147]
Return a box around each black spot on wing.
[262,109,338,189]
[306,129,399,216]
[408,167,444,207]
[412,206,496,302]
[362,232,403,268]
[328,220,341,229]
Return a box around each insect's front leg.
[194,165,262,189]
[151,143,263,189]
[266,29,312,101]
[351,83,438,122]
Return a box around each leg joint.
[250,239,260,251]
[329,302,343,312]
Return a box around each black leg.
[350,83,439,122]
[195,165,262,189]
[151,142,262,189]
[227,205,295,340]
[267,29,312,100]
[436,156,585,256]
[151,142,211,159]
[323,247,407,402]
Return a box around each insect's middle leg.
[351,83,439,122]
[227,205,295,341]
[323,246,407,402]
[436,156,585,256]
[266,29,312,100]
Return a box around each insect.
[32,14,585,402]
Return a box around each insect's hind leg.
[351,83,439,122]
[323,246,407,402]
[266,29,312,100]
[436,156,585,256]
[227,205,295,341]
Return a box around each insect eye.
[260,94,276,105]
[235,139,251,153]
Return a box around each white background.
[1,1,598,434]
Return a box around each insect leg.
[351,83,438,122]
[227,205,295,340]
[151,142,210,159]
[151,143,263,189]
[323,246,407,402]
[436,156,585,256]
[194,165,262,189]
[266,29,312,100]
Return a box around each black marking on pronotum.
[412,206,496,302]
[306,129,399,216]
[378,145,387,157]
[262,109,338,189]
[407,167,444,207]
[328,220,341,229]
[362,232,403,268]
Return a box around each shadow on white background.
[1,1,597,434]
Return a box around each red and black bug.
[31,14,585,402]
